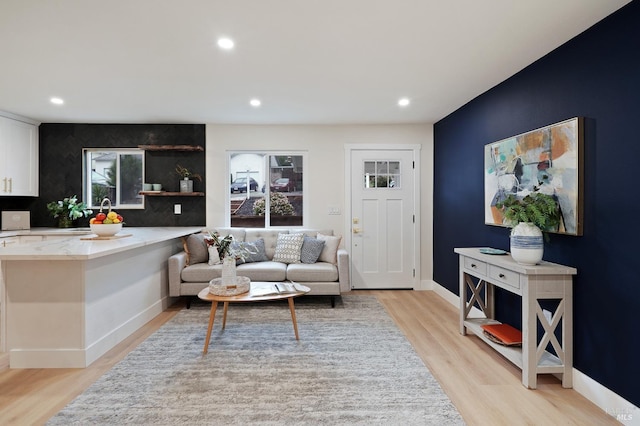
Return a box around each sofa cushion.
[236,261,287,281]
[287,262,339,282]
[245,229,285,259]
[300,235,325,264]
[183,233,210,265]
[317,233,342,264]
[181,262,222,282]
[272,233,305,264]
[231,239,269,264]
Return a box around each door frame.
[344,144,421,289]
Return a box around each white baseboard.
[428,280,639,425]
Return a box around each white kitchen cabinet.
[0,115,39,196]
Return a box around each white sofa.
[169,227,350,307]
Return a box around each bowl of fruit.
[89,198,124,237]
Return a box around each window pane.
[84,149,144,209]
[229,152,304,228]
[230,153,266,227]
[362,159,401,189]
[118,154,143,204]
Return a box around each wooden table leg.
[222,302,229,329]
[288,297,300,340]
[203,301,218,355]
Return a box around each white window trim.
[225,150,307,227]
[83,148,145,210]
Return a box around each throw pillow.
[207,245,221,265]
[184,233,209,265]
[231,239,269,264]
[272,233,305,264]
[317,233,342,264]
[300,235,325,264]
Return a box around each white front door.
[348,148,418,289]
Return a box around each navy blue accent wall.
[434,1,640,405]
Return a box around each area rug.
[48,295,464,425]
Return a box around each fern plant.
[496,192,561,232]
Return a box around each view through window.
[229,152,304,227]
[83,149,144,209]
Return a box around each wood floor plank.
[0,291,618,425]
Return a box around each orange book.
[481,323,522,346]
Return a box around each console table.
[455,247,577,389]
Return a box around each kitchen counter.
[0,226,203,368]
[0,227,94,238]
[0,227,203,260]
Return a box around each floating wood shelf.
[139,191,205,196]
[138,145,204,151]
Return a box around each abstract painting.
[485,117,583,235]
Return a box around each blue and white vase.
[510,222,543,265]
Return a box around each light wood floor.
[0,290,618,425]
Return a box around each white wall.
[205,123,434,283]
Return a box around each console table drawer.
[464,257,487,275]
[488,265,520,290]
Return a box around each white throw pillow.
[207,245,221,265]
[317,233,342,264]
[272,233,305,264]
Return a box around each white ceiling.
[0,0,631,125]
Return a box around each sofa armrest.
[337,248,350,293]
[169,251,188,297]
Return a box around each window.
[83,148,144,209]
[228,152,305,227]
[364,160,400,188]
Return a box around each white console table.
[455,247,577,389]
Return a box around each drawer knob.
[499,273,506,278]
[471,263,477,268]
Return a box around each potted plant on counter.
[46,195,93,228]
[496,190,561,265]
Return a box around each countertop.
[0,226,203,260]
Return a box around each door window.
[363,160,400,188]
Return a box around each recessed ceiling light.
[250,98,261,107]
[50,97,64,105]
[398,97,410,107]
[217,37,235,50]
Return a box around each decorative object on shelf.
[496,191,561,265]
[46,195,92,228]
[484,117,583,236]
[89,198,124,236]
[175,164,202,193]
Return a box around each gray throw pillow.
[185,233,209,265]
[300,235,325,264]
[231,239,269,264]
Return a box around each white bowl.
[90,223,123,237]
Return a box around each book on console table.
[251,282,305,296]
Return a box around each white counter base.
[1,227,201,368]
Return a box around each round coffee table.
[197,281,310,355]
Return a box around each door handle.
[8,177,12,193]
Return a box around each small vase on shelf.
[179,178,193,193]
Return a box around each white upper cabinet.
[0,115,39,196]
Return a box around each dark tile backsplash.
[0,123,206,228]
